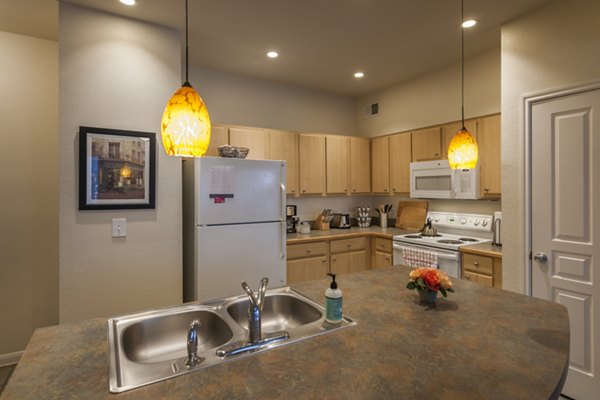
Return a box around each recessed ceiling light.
[120,0,136,5]
[462,19,477,28]
[354,72,365,78]
[267,51,279,58]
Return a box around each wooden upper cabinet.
[411,127,442,162]
[299,134,326,195]
[371,136,390,194]
[441,119,477,160]
[350,137,371,194]
[389,132,412,194]
[477,114,501,197]
[229,127,268,159]
[268,130,299,196]
[205,125,229,157]
[326,135,350,194]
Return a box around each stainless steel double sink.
[108,287,356,393]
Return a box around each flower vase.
[418,289,438,304]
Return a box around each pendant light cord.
[461,0,465,129]
[184,0,190,86]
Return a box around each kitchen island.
[1,266,569,400]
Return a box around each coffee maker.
[286,205,299,233]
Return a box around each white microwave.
[409,160,480,199]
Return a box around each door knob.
[533,253,548,263]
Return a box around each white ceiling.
[1,0,550,96]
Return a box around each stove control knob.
[482,220,489,227]
[460,218,467,225]
[434,217,440,222]
[474,220,480,226]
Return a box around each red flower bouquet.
[406,267,455,297]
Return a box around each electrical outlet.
[112,218,127,237]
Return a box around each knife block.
[312,215,330,231]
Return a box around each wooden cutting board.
[395,200,428,230]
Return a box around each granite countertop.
[461,242,503,258]
[1,266,568,400]
[287,226,416,244]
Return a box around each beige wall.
[501,0,600,293]
[191,66,356,136]
[356,48,500,137]
[59,3,183,322]
[0,31,58,360]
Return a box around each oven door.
[392,241,461,279]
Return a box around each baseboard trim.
[0,351,22,366]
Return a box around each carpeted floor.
[0,364,16,393]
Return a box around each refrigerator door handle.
[280,221,286,260]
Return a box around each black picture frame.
[79,126,156,210]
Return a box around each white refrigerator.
[182,157,287,302]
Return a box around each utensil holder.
[380,213,388,228]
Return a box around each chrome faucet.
[184,319,203,367]
[242,277,269,343]
[216,277,289,358]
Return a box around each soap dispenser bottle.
[325,273,343,324]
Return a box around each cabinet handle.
[306,248,311,253]
[465,275,471,280]
[332,257,336,262]
[291,189,296,193]
[302,189,306,193]
[344,189,348,192]
[473,262,479,267]
[434,153,439,156]
[384,188,388,192]
[484,188,489,192]
[347,244,351,248]
[385,256,390,261]
[322,259,327,263]
[352,189,356,192]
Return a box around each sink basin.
[226,293,322,332]
[108,287,355,393]
[122,310,233,363]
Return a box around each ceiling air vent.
[363,102,379,118]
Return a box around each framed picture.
[79,126,156,210]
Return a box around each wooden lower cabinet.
[372,237,393,268]
[461,252,502,288]
[330,237,368,275]
[331,250,368,275]
[287,256,329,284]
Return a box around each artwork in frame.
[79,126,156,210]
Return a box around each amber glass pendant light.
[161,0,211,157]
[447,0,478,169]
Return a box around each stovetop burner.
[459,237,479,242]
[404,235,422,239]
[437,239,464,245]
[421,234,442,238]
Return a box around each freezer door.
[195,157,286,225]
[194,222,286,301]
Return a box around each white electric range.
[393,211,493,279]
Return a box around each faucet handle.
[184,319,203,367]
[257,277,269,309]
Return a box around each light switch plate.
[112,218,127,237]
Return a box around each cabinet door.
[411,127,442,162]
[389,132,412,194]
[269,130,299,196]
[287,256,329,284]
[330,250,368,275]
[477,114,501,197]
[374,251,392,269]
[326,135,350,194]
[371,136,390,194]
[299,134,326,195]
[205,125,229,157]
[350,137,371,194]
[441,119,477,160]
[229,127,268,160]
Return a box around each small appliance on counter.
[331,213,351,229]
[286,205,299,233]
[492,211,502,246]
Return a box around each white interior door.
[531,88,600,399]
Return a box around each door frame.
[524,81,600,296]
